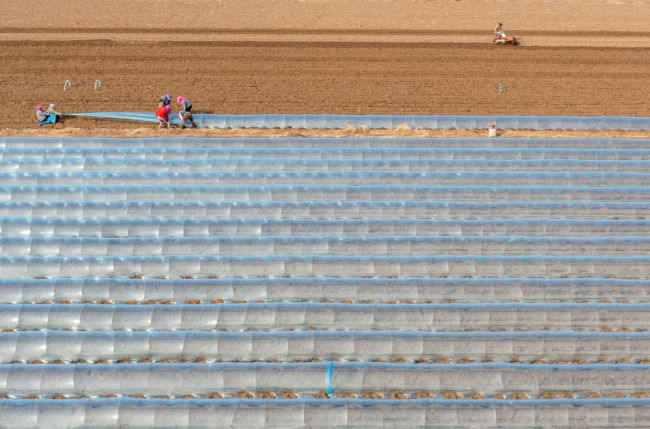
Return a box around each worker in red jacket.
[156,105,172,129]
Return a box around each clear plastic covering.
[2,136,649,149]
[3,185,649,202]
[2,157,649,173]
[62,113,650,130]
[4,171,650,187]
[0,330,647,363]
[0,303,647,331]
[0,236,647,257]
[2,218,647,238]
[0,277,647,304]
[0,362,647,397]
[0,398,648,428]
[0,255,646,278]
[1,147,649,161]
[0,201,646,220]
[0,134,647,422]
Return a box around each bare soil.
[2,0,649,135]
[4,0,650,34]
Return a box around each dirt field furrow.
[3,41,648,131]
[3,0,649,134]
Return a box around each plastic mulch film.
[2,186,650,202]
[2,136,650,149]
[0,277,648,304]
[0,362,648,396]
[0,303,648,331]
[0,398,648,428]
[3,171,650,187]
[2,398,650,428]
[3,158,650,173]
[63,113,650,130]
[0,255,646,278]
[1,218,647,238]
[0,236,647,257]
[1,147,649,161]
[0,330,647,363]
[0,201,647,220]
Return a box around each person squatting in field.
[46,104,61,116]
[177,96,197,129]
[156,105,172,128]
[36,105,60,126]
[158,94,172,108]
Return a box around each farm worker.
[46,104,61,115]
[36,105,56,126]
[177,96,197,129]
[158,94,172,107]
[156,105,172,129]
[494,20,503,34]
[46,104,62,123]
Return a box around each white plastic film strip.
[0,201,646,220]
[2,186,650,202]
[0,277,647,304]
[0,236,647,257]
[3,171,650,187]
[2,147,649,161]
[2,136,650,149]
[0,331,646,363]
[0,398,648,428]
[61,114,650,130]
[1,218,647,238]
[0,303,647,331]
[1,158,649,173]
[0,362,647,397]
[0,255,646,278]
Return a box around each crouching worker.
[156,105,172,129]
[158,94,172,108]
[47,104,61,116]
[177,96,197,129]
[47,104,63,123]
[36,105,57,126]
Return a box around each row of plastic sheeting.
[0,362,648,396]
[3,147,649,160]
[3,136,649,149]
[0,201,647,220]
[67,113,650,131]
[0,255,646,279]
[0,303,647,331]
[0,330,647,363]
[5,157,650,173]
[2,185,649,202]
[4,171,650,187]
[1,398,649,429]
[2,218,646,238]
[1,236,647,257]
[0,277,647,304]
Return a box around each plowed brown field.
[3,0,649,135]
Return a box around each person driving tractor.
[495,20,503,34]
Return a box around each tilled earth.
[3,40,649,131]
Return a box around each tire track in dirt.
[2,28,649,48]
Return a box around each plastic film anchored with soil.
[0,135,648,427]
